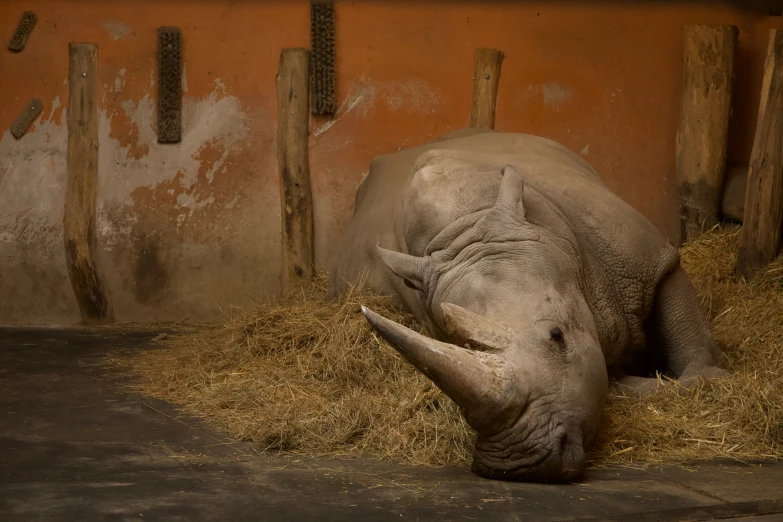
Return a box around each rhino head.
[362,164,608,483]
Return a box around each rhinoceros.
[328,129,726,483]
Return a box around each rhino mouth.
[470,414,587,483]
[472,440,585,483]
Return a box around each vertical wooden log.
[675,24,738,246]
[470,48,504,130]
[735,30,783,279]
[65,43,114,324]
[276,48,314,294]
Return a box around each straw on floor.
[118,227,782,468]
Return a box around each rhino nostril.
[558,430,586,479]
[550,327,563,342]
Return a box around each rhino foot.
[611,375,661,398]
[678,362,730,386]
[612,364,729,399]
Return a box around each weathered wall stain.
[314,78,443,137]
[102,21,131,41]
[313,79,376,137]
[0,100,78,324]
[517,82,575,111]
[380,78,442,113]
[132,235,168,304]
[541,82,575,109]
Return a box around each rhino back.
[329,131,678,358]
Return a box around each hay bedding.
[119,228,782,468]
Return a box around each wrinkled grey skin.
[328,129,726,483]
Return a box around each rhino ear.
[495,164,526,219]
[377,246,428,291]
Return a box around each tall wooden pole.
[736,30,783,279]
[277,48,314,294]
[470,48,504,130]
[65,43,114,324]
[675,24,738,245]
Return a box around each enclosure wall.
[0,1,778,324]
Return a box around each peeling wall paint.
[99,80,248,203]
[94,74,273,320]
[182,64,188,93]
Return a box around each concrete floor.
[1,328,781,522]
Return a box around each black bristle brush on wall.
[8,11,37,52]
[310,1,337,116]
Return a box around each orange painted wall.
[0,1,779,324]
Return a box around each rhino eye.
[549,327,564,343]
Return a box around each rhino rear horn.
[377,246,427,291]
[361,305,520,432]
[440,303,515,352]
[496,164,526,219]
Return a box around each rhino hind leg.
[652,264,727,375]
[613,264,728,397]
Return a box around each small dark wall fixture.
[157,26,183,144]
[310,1,337,116]
[8,11,37,52]
[10,98,43,139]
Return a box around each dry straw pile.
[122,227,781,468]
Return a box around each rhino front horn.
[361,305,521,432]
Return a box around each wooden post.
[276,48,314,294]
[736,30,783,279]
[675,24,738,246]
[470,48,504,130]
[65,43,114,324]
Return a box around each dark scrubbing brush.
[10,98,42,139]
[310,1,336,116]
[9,11,37,52]
[157,27,182,143]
